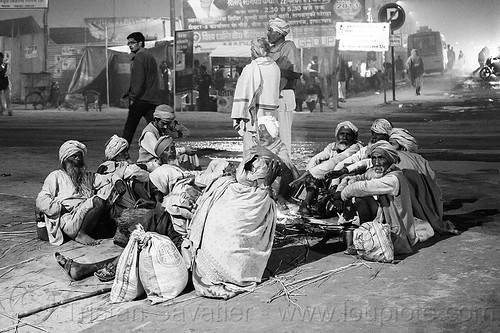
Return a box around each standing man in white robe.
[231,37,281,156]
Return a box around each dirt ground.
[0,74,499,332]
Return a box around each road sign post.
[378,3,405,101]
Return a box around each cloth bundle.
[353,220,394,263]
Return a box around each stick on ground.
[17,287,111,319]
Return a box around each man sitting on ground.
[290,121,362,216]
[94,135,152,219]
[328,128,457,235]
[36,140,116,246]
[254,115,300,207]
[329,118,393,178]
[149,136,233,202]
[54,136,234,282]
[137,104,198,171]
[335,141,417,255]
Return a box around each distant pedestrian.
[458,50,465,75]
[337,56,351,103]
[472,47,488,76]
[122,32,161,146]
[407,49,424,96]
[0,52,12,116]
[395,55,404,80]
[447,45,455,71]
[196,65,212,111]
[306,56,319,79]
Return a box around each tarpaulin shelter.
[209,45,251,113]
[68,39,172,107]
[0,16,45,101]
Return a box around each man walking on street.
[267,18,301,153]
[122,32,161,146]
[0,52,12,116]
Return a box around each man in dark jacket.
[122,32,161,145]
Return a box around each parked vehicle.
[407,29,447,74]
[479,57,500,79]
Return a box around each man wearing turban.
[324,127,457,235]
[389,127,418,153]
[252,116,300,207]
[334,140,417,255]
[231,38,280,156]
[138,104,198,172]
[36,140,114,246]
[93,135,152,219]
[331,118,394,176]
[290,121,363,216]
[267,17,302,153]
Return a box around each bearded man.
[336,140,417,255]
[36,140,114,246]
[289,121,362,216]
[330,118,394,177]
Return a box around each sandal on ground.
[94,263,116,282]
[55,252,75,282]
[343,245,358,256]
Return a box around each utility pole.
[43,4,49,72]
[170,0,176,37]
[170,0,176,111]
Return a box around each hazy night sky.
[0,0,498,65]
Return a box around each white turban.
[59,140,87,164]
[268,18,290,36]
[335,121,358,138]
[153,104,176,121]
[370,118,393,135]
[154,136,174,157]
[389,128,418,153]
[368,140,400,165]
[258,115,280,138]
[104,135,129,160]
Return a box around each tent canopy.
[209,45,251,58]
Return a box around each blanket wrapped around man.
[189,152,277,300]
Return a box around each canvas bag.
[139,231,189,304]
[110,226,145,303]
[353,220,394,263]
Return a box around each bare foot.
[55,252,78,281]
[54,252,95,281]
[74,233,101,246]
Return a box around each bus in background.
[407,27,447,74]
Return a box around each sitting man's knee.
[92,197,106,207]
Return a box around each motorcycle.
[479,57,500,79]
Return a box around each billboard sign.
[183,0,365,52]
[174,30,194,93]
[336,22,390,51]
[0,0,48,9]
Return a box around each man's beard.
[63,160,87,194]
[336,140,350,152]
